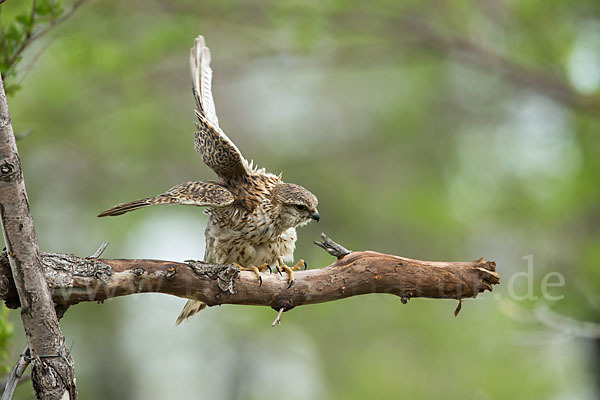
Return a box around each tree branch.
[0,236,499,316]
[1,346,30,400]
[393,17,600,117]
[313,233,351,259]
[0,73,76,398]
[2,0,88,80]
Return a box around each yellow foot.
[291,259,307,271]
[276,260,306,288]
[233,263,271,286]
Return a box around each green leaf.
[15,13,33,29]
[36,0,64,18]
[5,22,26,43]
[35,0,53,16]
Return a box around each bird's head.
[272,183,319,229]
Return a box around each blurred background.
[1,0,600,398]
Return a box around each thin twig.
[15,32,55,83]
[454,299,462,317]
[28,0,86,42]
[272,307,284,327]
[0,375,29,398]
[1,346,30,400]
[29,0,37,36]
[3,0,37,71]
[87,241,109,259]
[313,233,352,259]
[0,8,8,65]
[4,0,87,73]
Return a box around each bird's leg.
[233,263,270,286]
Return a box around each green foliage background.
[1,0,600,398]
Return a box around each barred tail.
[97,196,160,217]
[175,300,207,325]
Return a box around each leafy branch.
[0,0,86,95]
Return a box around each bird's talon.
[276,266,282,276]
[267,265,272,274]
[279,265,295,286]
[290,259,306,271]
[235,264,263,284]
[287,280,294,289]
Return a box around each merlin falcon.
[98,36,320,324]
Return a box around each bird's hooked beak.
[310,210,320,222]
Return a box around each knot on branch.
[0,115,11,129]
[0,154,21,182]
[186,260,239,294]
[31,355,76,400]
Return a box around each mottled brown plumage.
[98,35,319,324]
[97,181,234,217]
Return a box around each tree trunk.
[0,73,76,399]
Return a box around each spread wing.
[97,181,234,217]
[190,35,249,180]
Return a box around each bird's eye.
[295,204,306,211]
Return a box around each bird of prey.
[98,35,320,324]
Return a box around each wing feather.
[190,35,249,180]
[164,181,234,206]
[98,181,234,217]
[190,36,219,127]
